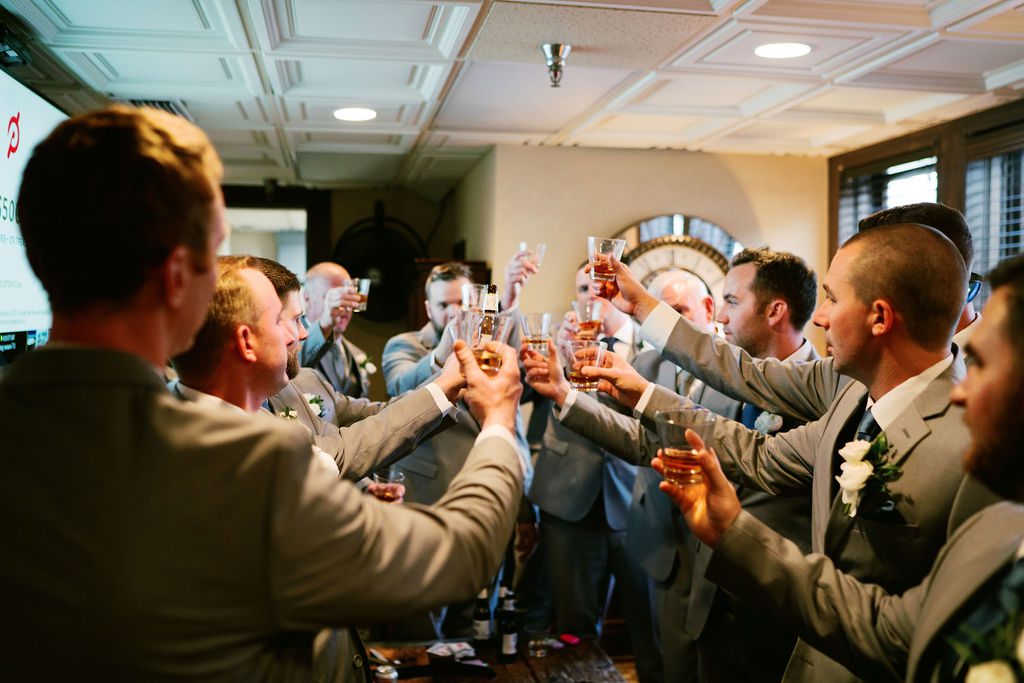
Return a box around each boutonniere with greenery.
[835,432,902,518]
[279,407,298,420]
[303,393,326,417]
[754,410,784,434]
[354,352,377,376]
[947,604,1024,682]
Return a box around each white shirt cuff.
[633,382,657,419]
[476,425,527,477]
[425,382,456,417]
[556,388,579,421]
[639,301,679,353]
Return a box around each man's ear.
[234,325,258,362]
[702,296,715,326]
[869,300,895,338]
[162,245,191,308]
[765,299,788,328]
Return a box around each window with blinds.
[837,154,938,247]
[965,129,1024,308]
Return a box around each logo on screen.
[7,112,20,158]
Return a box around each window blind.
[837,154,938,247]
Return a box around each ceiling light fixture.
[754,42,812,59]
[333,107,377,122]
[541,43,571,88]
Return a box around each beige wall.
[455,144,830,349]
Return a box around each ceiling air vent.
[116,99,194,122]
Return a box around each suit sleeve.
[312,386,446,481]
[314,369,386,426]
[559,391,659,467]
[300,321,332,369]
[382,335,440,398]
[705,511,926,683]
[651,304,842,422]
[641,383,816,495]
[269,432,524,625]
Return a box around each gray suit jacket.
[0,347,523,680]
[641,352,1001,681]
[382,323,531,505]
[301,322,372,398]
[704,501,1023,683]
[267,367,450,481]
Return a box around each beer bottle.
[472,588,492,644]
[497,588,518,662]
[478,284,499,343]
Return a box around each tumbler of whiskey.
[559,340,607,392]
[654,408,716,486]
[571,300,604,340]
[587,236,626,281]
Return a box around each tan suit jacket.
[267,367,450,481]
[704,502,1023,682]
[0,348,522,680]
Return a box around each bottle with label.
[471,588,492,644]
[477,284,500,342]
[497,587,518,662]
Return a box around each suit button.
[353,654,363,669]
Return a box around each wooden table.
[367,637,626,682]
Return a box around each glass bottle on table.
[472,588,492,645]
[498,587,518,662]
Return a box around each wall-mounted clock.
[612,214,741,307]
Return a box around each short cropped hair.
[730,247,817,329]
[843,224,966,350]
[987,254,1024,362]
[18,105,223,313]
[424,262,472,297]
[172,255,261,382]
[859,202,973,270]
[254,257,300,302]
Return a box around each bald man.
[301,262,372,398]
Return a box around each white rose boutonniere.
[753,411,784,434]
[279,407,298,420]
[965,660,1016,683]
[303,392,326,417]
[947,587,1024,680]
[354,352,377,376]
[834,432,901,518]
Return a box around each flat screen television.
[0,68,66,365]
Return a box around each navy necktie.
[603,336,620,354]
[740,403,761,429]
[856,408,881,442]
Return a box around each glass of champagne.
[559,340,607,392]
[344,278,371,312]
[519,313,552,355]
[571,300,604,340]
[654,408,716,486]
[371,468,405,503]
[587,236,626,282]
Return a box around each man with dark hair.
[859,202,980,345]
[729,247,817,336]
[661,253,1024,682]
[0,106,525,679]
[585,223,999,683]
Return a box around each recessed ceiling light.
[333,107,377,122]
[754,42,812,59]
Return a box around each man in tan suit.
[0,106,524,680]
[172,255,462,483]
[587,224,1000,682]
[660,253,1024,682]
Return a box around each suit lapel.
[812,382,868,554]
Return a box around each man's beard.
[965,390,1024,502]
[286,349,300,380]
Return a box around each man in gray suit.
[660,253,1024,683]
[587,224,999,682]
[0,105,525,679]
[525,264,662,682]
[171,255,463,484]
[526,251,817,682]
[301,261,374,398]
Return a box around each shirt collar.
[868,354,954,431]
[952,313,982,349]
[173,382,248,415]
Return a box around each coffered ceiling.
[1,0,1023,198]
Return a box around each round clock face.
[621,235,730,305]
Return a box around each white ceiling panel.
[436,61,633,132]
[0,0,1021,192]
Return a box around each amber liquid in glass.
[661,448,704,486]
[567,368,599,392]
[590,258,615,281]
[372,485,402,503]
[577,320,602,340]
[473,348,503,375]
